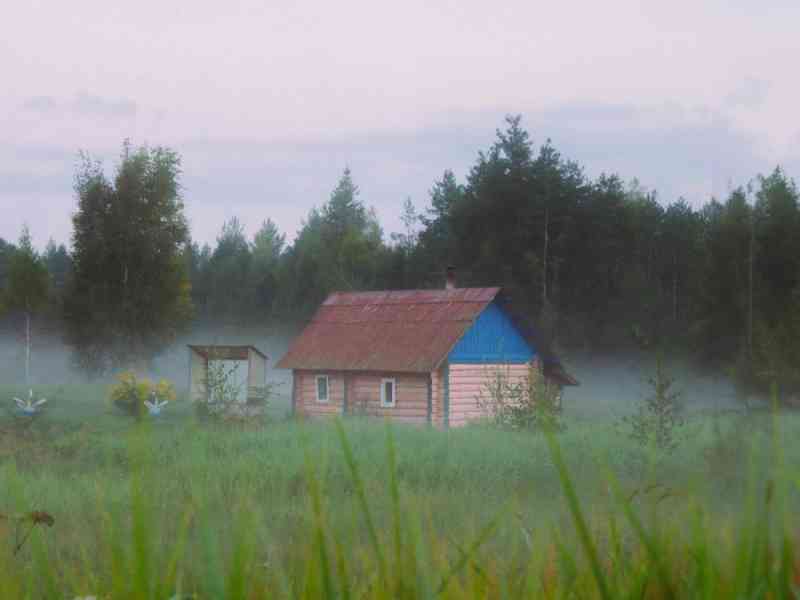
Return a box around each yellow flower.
[155,379,177,402]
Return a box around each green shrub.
[477,362,565,432]
[109,371,176,417]
[619,354,686,452]
[198,361,276,421]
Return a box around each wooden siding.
[350,372,429,425]
[248,348,266,388]
[430,367,445,428]
[294,362,542,428]
[447,362,537,427]
[247,349,268,401]
[295,370,346,417]
[295,370,429,424]
[448,302,535,363]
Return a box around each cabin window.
[316,375,329,403]
[380,378,396,408]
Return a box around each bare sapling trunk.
[748,213,754,359]
[542,207,549,305]
[673,253,678,323]
[25,310,31,386]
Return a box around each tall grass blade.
[225,514,255,600]
[334,418,388,588]
[304,448,334,600]
[550,528,577,599]
[334,538,352,600]
[386,422,403,590]
[544,430,612,600]
[156,506,194,600]
[607,470,675,600]
[770,388,794,599]
[436,507,504,595]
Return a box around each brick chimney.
[445,266,456,290]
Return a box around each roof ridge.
[327,286,500,294]
[322,287,501,306]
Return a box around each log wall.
[447,361,537,427]
[294,370,430,424]
[294,370,345,417]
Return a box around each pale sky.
[2,0,799,249]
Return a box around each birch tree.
[65,141,192,375]
[4,226,49,384]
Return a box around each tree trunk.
[673,253,678,323]
[542,208,549,305]
[25,311,31,386]
[748,214,754,359]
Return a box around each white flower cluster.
[144,391,168,416]
[13,389,47,415]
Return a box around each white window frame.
[315,375,330,404]
[380,378,396,408]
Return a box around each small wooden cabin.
[188,345,269,405]
[276,286,577,427]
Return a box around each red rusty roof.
[276,288,501,373]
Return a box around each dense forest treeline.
[1,116,799,394]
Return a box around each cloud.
[724,78,771,110]
[70,91,137,118]
[525,103,770,203]
[0,103,794,250]
[21,96,58,112]
[0,169,69,196]
[172,102,779,245]
[2,0,798,256]
[19,92,137,119]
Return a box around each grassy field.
[0,383,798,598]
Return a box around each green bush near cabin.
[109,372,178,418]
[0,383,798,598]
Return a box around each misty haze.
[1,1,799,598]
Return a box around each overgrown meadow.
[0,383,798,598]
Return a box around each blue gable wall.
[448,302,535,363]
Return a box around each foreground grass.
[0,384,798,597]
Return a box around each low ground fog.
[0,319,759,419]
